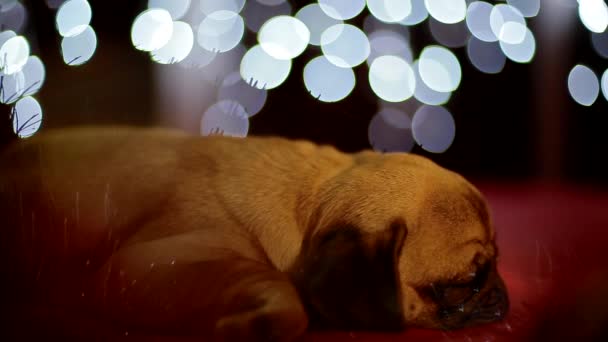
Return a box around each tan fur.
[0,126,506,340]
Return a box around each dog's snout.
[470,284,509,324]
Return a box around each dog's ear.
[289,219,408,331]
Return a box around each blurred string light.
[55,0,98,65]
[304,55,355,102]
[318,0,366,20]
[295,3,341,46]
[369,55,415,102]
[578,0,608,33]
[201,99,249,137]
[131,0,548,152]
[321,24,370,68]
[0,0,27,32]
[568,64,599,106]
[601,69,608,101]
[368,107,415,152]
[412,105,455,153]
[1,1,46,139]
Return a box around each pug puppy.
[0,127,508,341]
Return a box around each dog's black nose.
[471,285,509,323]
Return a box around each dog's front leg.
[85,234,308,341]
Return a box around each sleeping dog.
[0,127,508,340]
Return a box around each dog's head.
[289,152,508,331]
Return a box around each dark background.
[3,0,607,186]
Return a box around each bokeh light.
[412,60,451,105]
[318,0,366,20]
[578,0,608,33]
[258,15,310,60]
[400,0,428,25]
[242,0,292,33]
[201,100,249,137]
[0,70,25,104]
[56,0,91,37]
[148,0,191,20]
[178,43,217,68]
[367,0,412,23]
[602,69,608,102]
[200,44,244,81]
[131,8,174,51]
[0,1,27,33]
[591,32,608,59]
[568,64,599,106]
[499,26,535,63]
[507,0,540,18]
[218,71,267,116]
[257,0,287,5]
[466,1,498,42]
[150,21,193,64]
[368,108,415,153]
[200,0,245,16]
[12,96,42,138]
[197,11,244,53]
[61,25,97,65]
[466,37,506,74]
[367,29,413,65]
[490,4,527,44]
[240,44,291,90]
[429,16,469,48]
[418,45,461,93]
[321,24,370,68]
[0,34,29,74]
[425,0,466,24]
[369,55,416,102]
[412,105,455,153]
[20,56,45,96]
[295,4,341,46]
[303,55,355,102]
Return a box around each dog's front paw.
[214,306,307,342]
